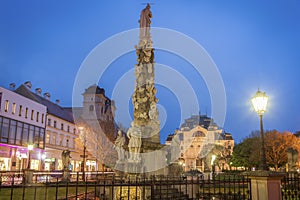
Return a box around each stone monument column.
[126,3,163,174]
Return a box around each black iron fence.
[282,172,300,200]
[0,171,251,200]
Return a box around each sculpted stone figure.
[139,3,152,28]
[139,3,152,38]
[61,150,71,170]
[127,122,142,162]
[115,130,126,162]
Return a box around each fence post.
[244,171,285,200]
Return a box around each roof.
[180,114,217,130]
[83,84,105,95]
[15,84,74,123]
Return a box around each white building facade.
[0,85,47,171]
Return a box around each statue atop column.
[139,3,152,28]
[139,3,152,38]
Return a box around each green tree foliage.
[231,134,260,170]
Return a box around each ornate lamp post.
[78,126,86,181]
[251,90,269,170]
[27,144,34,169]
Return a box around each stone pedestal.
[23,169,34,184]
[61,170,71,182]
[244,171,285,200]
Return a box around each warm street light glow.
[251,89,268,170]
[211,154,216,165]
[251,90,268,116]
[27,144,34,151]
[78,126,84,132]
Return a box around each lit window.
[46,133,50,144]
[4,100,9,112]
[31,110,34,120]
[25,108,28,118]
[36,112,39,122]
[19,105,22,116]
[12,103,16,114]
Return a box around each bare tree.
[78,122,117,175]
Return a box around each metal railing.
[0,171,251,200]
[282,172,300,200]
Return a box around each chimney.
[43,92,50,100]
[35,88,42,95]
[9,83,16,90]
[24,81,32,89]
[55,99,60,105]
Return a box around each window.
[73,128,76,134]
[29,125,34,144]
[9,120,17,144]
[36,112,39,122]
[33,126,39,146]
[89,105,94,112]
[4,100,9,112]
[59,135,63,145]
[1,118,9,143]
[25,108,28,118]
[22,124,29,145]
[31,110,34,120]
[39,128,45,149]
[61,123,64,130]
[18,105,22,116]
[41,114,44,123]
[47,118,51,126]
[67,126,70,132]
[16,122,22,145]
[66,139,69,147]
[46,132,50,144]
[52,134,56,145]
[54,121,57,128]
[12,103,16,114]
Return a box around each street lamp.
[78,126,86,181]
[27,144,34,169]
[251,89,268,170]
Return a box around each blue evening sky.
[1,1,299,143]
